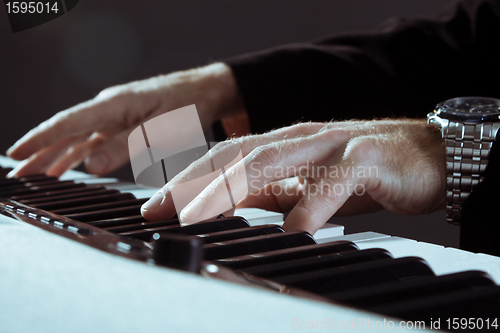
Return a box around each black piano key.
[152,234,204,273]
[243,248,392,279]
[99,216,178,231]
[0,174,57,186]
[375,284,500,324]
[0,181,86,197]
[203,231,317,261]
[31,191,133,210]
[50,197,145,214]
[12,186,109,202]
[64,204,144,222]
[217,241,359,270]
[331,270,496,309]
[0,178,64,191]
[104,213,220,232]
[274,257,434,294]
[121,217,250,241]
[196,225,284,244]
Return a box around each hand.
[141,119,446,235]
[6,63,249,177]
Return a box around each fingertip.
[141,191,164,213]
[282,204,325,236]
[6,159,31,178]
[6,169,17,179]
[179,197,205,225]
[141,190,179,222]
[6,146,15,157]
[6,143,25,160]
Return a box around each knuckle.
[95,85,125,101]
[250,144,280,167]
[344,136,378,162]
[286,122,325,136]
[210,140,242,170]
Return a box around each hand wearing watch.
[427,97,500,225]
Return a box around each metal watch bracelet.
[443,122,500,225]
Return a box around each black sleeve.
[225,0,500,134]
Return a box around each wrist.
[195,63,246,118]
[197,63,250,136]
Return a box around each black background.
[0,0,458,245]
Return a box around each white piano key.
[313,223,344,240]
[58,169,99,180]
[0,155,23,169]
[415,248,500,283]
[475,253,500,283]
[416,248,480,275]
[126,188,160,199]
[355,236,444,257]
[234,208,283,225]
[317,231,390,244]
[73,177,122,185]
[233,208,345,240]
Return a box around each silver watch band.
[444,122,497,224]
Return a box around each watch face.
[435,97,500,122]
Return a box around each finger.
[283,135,381,235]
[282,168,364,235]
[179,131,349,224]
[7,136,85,178]
[7,96,127,161]
[45,133,107,177]
[222,207,236,217]
[141,122,332,221]
[83,129,132,175]
[141,185,179,221]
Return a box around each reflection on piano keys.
[1,155,500,332]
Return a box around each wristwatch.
[427,97,500,225]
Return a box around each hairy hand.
[6,63,247,177]
[141,119,446,235]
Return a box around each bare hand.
[7,63,247,177]
[141,120,446,235]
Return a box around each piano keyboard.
[1,156,499,332]
[0,155,343,241]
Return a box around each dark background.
[0,0,458,246]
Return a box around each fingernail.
[6,146,14,156]
[180,198,205,221]
[86,153,108,173]
[142,191,164,211]
[6,169,17,179]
